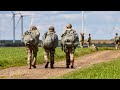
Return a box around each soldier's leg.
[81,41,84,48]
[116,44,118,50]
[66,50,70,68]
[50,48,55,69]
[80,42,83,48]
[118,44,120,50]
[69,48,74,68]
[27,48,32,69]
[32,46,38,68]
[44,49,50,68]
[88,43,90,48]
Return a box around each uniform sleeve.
[74,31,79,47]
[53,34,58,48]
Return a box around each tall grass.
[0,47,113,69]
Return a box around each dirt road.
[0,50,120,79]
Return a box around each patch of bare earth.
[0,50,120,79]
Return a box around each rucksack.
[115,36,120,43]
[42,32,58,48]
[61,29,77,47]
[23,30,39,46]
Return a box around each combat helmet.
[30,26,37,30]
[49,26,55,32]
[66,23,72,29]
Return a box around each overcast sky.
[0,11,120,40]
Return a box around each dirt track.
[0,50,120,79]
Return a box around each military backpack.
[23,30,39,46]
[42,32,58,49]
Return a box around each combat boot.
[71,65,73,68]
[50,61,54,69]
[66,64,69,68]
[71,60,74,68]
[32,65,36,68]
[45,62,49,68]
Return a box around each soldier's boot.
[50,61,54,69]
[45,62,49,68]
[32,65,36,68]
[71,60,74,68]
[66,64,69,68]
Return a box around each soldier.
[91,44,98,51]
[80,32,84,48]
[87,33,92,48]
[42,26,58,69]
[61,23,79,68]
[114,33,120,50]
[24,26,40,69]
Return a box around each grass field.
[0,47,115,69]
[57,57,120,79]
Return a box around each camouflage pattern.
[61,24,79,68]
[44,48,55,68]
[65,47,74,68]
[87,34,92,48]
[114,33,120,50]
[80,33,84,48]
[43,26,58,69]
[26,26,40,69]
[27,46,38,69]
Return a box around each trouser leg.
[70,52,74,68]
[27,49,32,69]
[44,50,49,68]
[50,49,55,68]
[32,53,37,68]
[66,51,70,68]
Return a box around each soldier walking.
[23,26,40,69]
[114,33,120,50]
[61,23,79,68]
[42,26,58,69]
[87,33,92,48]
[80,32,84,48]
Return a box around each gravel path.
[0,50,120,79]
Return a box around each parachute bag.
[23,31,37,46]
[62,30,75,47]
[43,32,55,48]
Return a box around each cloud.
[1,11,120,40]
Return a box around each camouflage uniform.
[61,24,79,68]
[80,33,84,48]
[44,48,55,68]
[43,26,58,69]
[87,34,91,48]
[114,33,120,50]
[26,26,40,69]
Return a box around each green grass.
[0,47,114,69]
[57,58,120,79]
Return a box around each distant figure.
[80,32,84,48]
[114,33,120,50]
[23,26,40,69]
[91,44,98,51]
[87,33,92,48]
[61,23,79,68]
[42,26,58,69]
